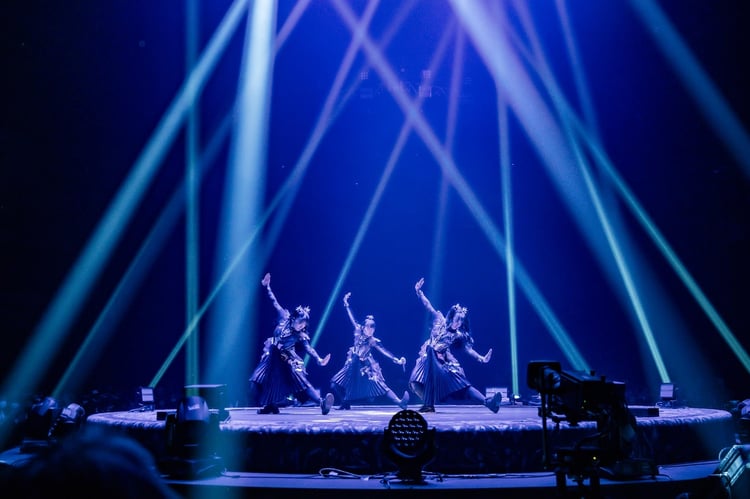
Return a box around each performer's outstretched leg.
[467,386,502,413]
[321,392,334,415]
[409,381,424,400]
[410,381,434,412]
[385,389,410,410]
[330,383,350,410]
[304,386,334,415]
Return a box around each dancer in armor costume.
[409,277,502,413]
[330,292,410,410]
[250,273,334,415]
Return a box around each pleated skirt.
[250,349,312,406]
[330,357,389,402]
[408,348,470,406]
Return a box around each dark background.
[1,0,748,409]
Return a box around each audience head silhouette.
[2,425,178,498]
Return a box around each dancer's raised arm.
[343,292,358,327]
[415,277,438,316]
[262,273,285,316]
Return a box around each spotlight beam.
[185,0,201,388]
[444,27,465,152]
[151,0,383,386]
[254,0,383,280]
[629,0,750,180]
[53,0,317,400]
[508,1,669,382]
[56,0,319,393]
[551,0,601,142]
[149,160,301,387]
[203,0,277,388]
[498,95,519,397]
[52,112,234,399]
[579,125,750,374]
[309,12,458,353]
[40,0,335,401]
[332,0,589,371]
[329,1,417,125]
[506,2,750,376]
[493,2,672,382]
[287,0,388,350]
[275,0,312,53]
[151,215,266,388]
[311,108,414,353]
[425,27,465,328]
[0,0,251,416]
[450,2,625,308]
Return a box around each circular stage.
[86,403,734,476]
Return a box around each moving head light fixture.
[527,361,627,425]
[526,361,640,473]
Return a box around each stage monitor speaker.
[140,387,154,404]
[138,386,155,411]
[660,383,676,401]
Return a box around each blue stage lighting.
[382,409,436,483]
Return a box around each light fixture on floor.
[48,403,86,440]
[19,397,86,452]
[20,397,59,452]
[184,384,230,422]
[736,399,750,444]
[381,409,435,483]
[159,395,224,479]
[713,444,750,498]
[526,360,648,478]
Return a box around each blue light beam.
[0,0,251,413]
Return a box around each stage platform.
[86,403,735,478]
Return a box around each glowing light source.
[382,409,436,483]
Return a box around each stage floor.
[162,460,724,498]
[86,403,735,477]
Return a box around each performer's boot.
[398,391,410,410]
[257,404,279,415]
[330,383,348,410]
[485,392,502,414]
[418,405,435,413]
[320,392,334,415]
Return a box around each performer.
[409,277,502,413]
[250,273,334,415]
[330,292,410,410]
